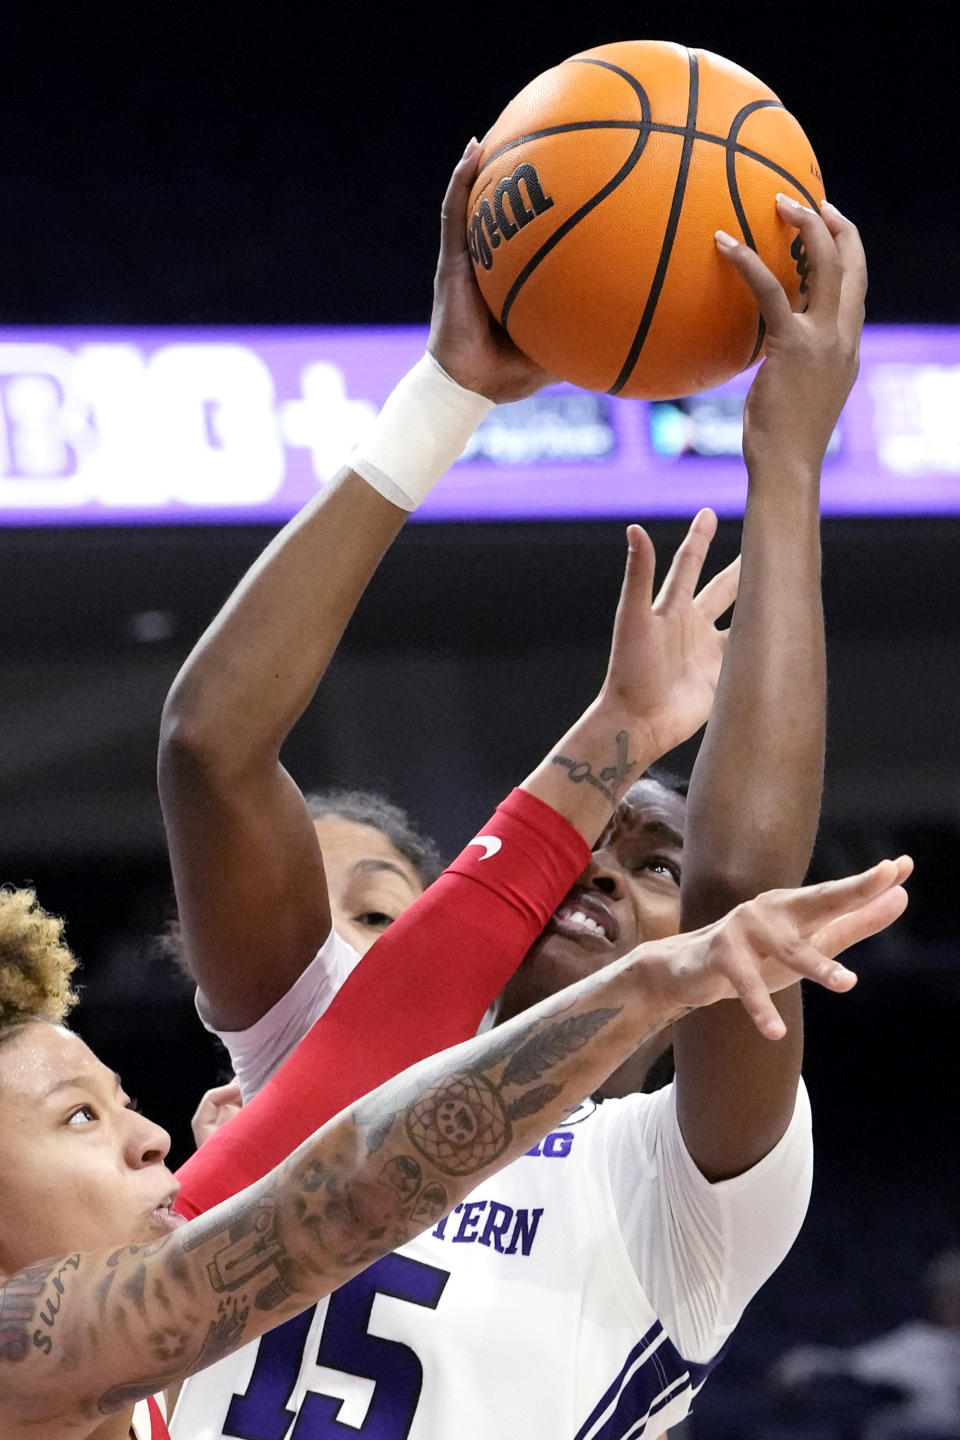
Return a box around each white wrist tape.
[351,352,494,510]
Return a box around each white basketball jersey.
[171,1083,812,1440]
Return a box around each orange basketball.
[467,40,825,399]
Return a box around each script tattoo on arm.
[0,1255,81,1363]
[551,730,640,804]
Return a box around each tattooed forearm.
[183,1191,297,1312]
[551,730,640,803]
[399,1007,622,1178]
[0,1255,81,1362]
[3,928,667,1426]
[501,1009,620,1086]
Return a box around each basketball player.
[157,141,739,1114]
[0,847,907,1440]
[161,148,870,1436]
[181,788,443,1146]
[174,500,731,1148]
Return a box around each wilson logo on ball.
[467,162,555,271]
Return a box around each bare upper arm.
[158,736,332,1031]
[672,987,803,1182]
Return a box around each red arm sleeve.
[174,788,589,1217]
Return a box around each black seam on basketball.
[726,101,781,251]
[661,128,820,206]
[478,122,651,178]
[726,102,781,373]
[499,129,652,330]
[476,119,819,213]
[568,56,653,114]
[497,60,653,332]
[478,55,652,178]
[732,145,820,209]
[607,49,700,396]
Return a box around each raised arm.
[157,141,545,1031]
[158,475,409,1029]
[673,198,868,1180]
[0,862,907,1435]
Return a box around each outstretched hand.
[717,196,867,476]
[427,139,554,403]
[642,856,912,1040]
[599,509,740,757]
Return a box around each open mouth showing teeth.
[552,905,613,942]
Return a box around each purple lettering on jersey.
[430,1204,460,1242]
[429,1200,544,1257]
[478,1202,514,1252]
[505,1208,544,1257]
[525,1129,576,1158]
[453,1201,488,1243]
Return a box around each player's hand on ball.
[639,856,911,1039]
[427,139,555,403]
[191,1079,243,1149]
[717,198,867,477]
[598,508,740,755]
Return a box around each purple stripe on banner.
[0,325,958,526]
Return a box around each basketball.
[466,40,826,400]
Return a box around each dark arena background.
[1,5,957,1438]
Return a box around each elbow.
[158,688,234,795]
[681,872,757,929]
[158,681,279,802]
[159,684,209,767]
[680,859,789,929]
[681,808,814,925]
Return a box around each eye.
[637,855,681,885]
[66,1104,98,1126]
[125,1097,142,1115]
[354,912,395,931]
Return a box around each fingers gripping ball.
[406,1073,510,1176]
[467,40,825,399]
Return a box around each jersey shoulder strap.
[131,1394,170,1439]
[148,1395,171,1440]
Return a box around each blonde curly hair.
[0,887,79,1044]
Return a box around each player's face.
[497,779,684,1023]
[0,1023,182,1278]
[313,817,424,954]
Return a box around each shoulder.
[200,927,361,1099]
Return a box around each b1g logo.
[468,162,554,271]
